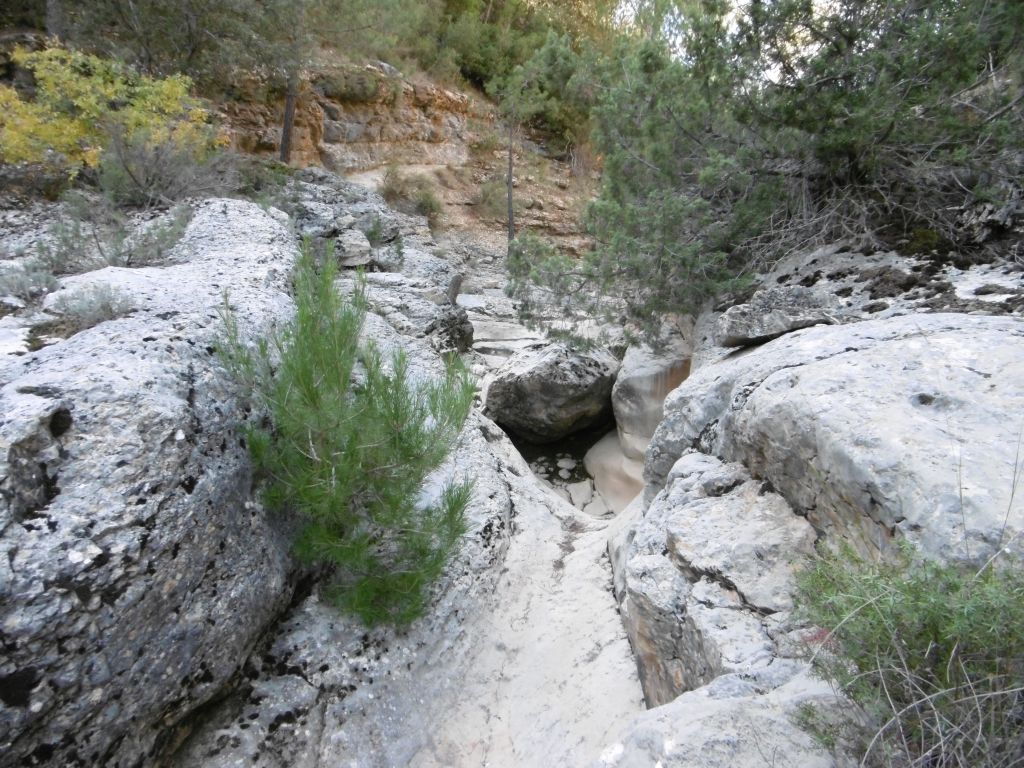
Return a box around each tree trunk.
[45,0,64,39]
[506,120,515,242]
[279,70,299,164]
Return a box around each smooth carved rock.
[0,200,298,768]
[648,313,1024,563]
[612,452,815,707]
[612,334,692,460]
[484,343,620,443]
[714,285,838,347]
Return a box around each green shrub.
[220,244,475,625]
[0,46,220,174]
[231,155,300,213]
[97,129,235,209]
[380,166,444,228]
[796,544,1024,767]
[50,284,134,333]
[36,193,192,274]
[0,256,59,302]
[475,175,510,221]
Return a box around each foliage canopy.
[0,46,218,172]
[507,0,1024,340]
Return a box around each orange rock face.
[222,65,474,171]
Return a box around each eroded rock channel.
[2,166,1022,768]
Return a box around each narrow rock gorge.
[2,140,1022,768]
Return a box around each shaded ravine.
[328,434,645,766]
[300,173,646,765]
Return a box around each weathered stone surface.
[385,246,461,302]
[172,359,643,768]
[612,334,692,459]
[765,241,1024,320]
[614,453,815,707]
[714,285,838,347]
[0,200,298,768]
[224,69,470,171]
[568,479,594,508]
[154,173,643,768]
[593,672,841,768]
[290,168,417,245]
[647,313,1024,563]
[335,228,372,267]
[584,431,644,514]
[484,343,620,443]
[340,271,467,351]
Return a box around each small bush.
[97,129,235,208]
[469,130,502,157]
[220,244,475,626]
[36,193,192,274]
[232,156,299,213]
[475,175,512,222]
[50,284,134,333]
[380,166,443,228]
[0,257,59,302]
[796,544,1024,768]
[365,216,385,247]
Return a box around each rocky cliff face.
[3,146,1021,767]
[224,64,475,172]
[0,167,647,767]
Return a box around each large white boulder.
[647,313,1024,563]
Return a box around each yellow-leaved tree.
[0,46,219,172]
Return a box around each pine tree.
[220,245,476,625]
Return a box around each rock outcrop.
[0,200,297,767]
[593,671,840,768]
[225,65,474,172]
[484,343,620,443]
[611,453,816,707]
[606,240,1023,766]
[647,313,1024,563]
[167,182,643,767]
[713,285,837,347]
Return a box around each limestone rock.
[391,247,461,302]
[593,672,841,768]
[614,453,815,706]
[567,479,594,508]
[584,431,644,514]
[336,228,372,267]
[172,402,644,767]
[648,313,1024,563]
[290,169,413,245]
[0,200,298,768]
[763,241,1024,320]
[612,334,692,460]
[714,285,838,347]
[484,343,619,443]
